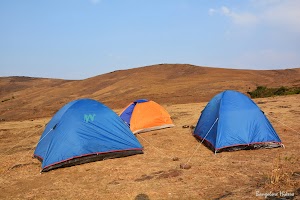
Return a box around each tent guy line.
[183,117,219,168]
[136,134,174,161]
[0,125,45,158]
[267,114,300,136]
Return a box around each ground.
[0,95,299,200]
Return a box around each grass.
[266,154,297,192]
[1,95,299,199]
[247,86,300,98]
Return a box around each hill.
[1,64,300,121]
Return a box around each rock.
[135,193,150,200]
[172,157,179,161]
[180,163,191,169]
[190,125,196,129]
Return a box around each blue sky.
[1,0,300,79]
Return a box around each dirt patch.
[156,169,182,179]
[257,101,266,104]
[108,180,121,185]
[134,175,154,182]
[135,169,182,182]
[11,162,38,169]
[213,191,233,200]
[4,146,34,155]
[278,105,291,108]
[290,110,300,115]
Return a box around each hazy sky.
[1,0,300,79]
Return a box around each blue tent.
[193,90,282,153]
[34,99,143,172]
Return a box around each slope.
[0,64,299,121]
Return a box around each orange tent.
[120,99,174,134]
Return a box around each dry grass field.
[0,94,299,199]
[0,65,300,199]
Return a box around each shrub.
[248,86,300,98]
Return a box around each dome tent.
[34,99,143,172]
[193,90,283,153]
[120,99,174,134]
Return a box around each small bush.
[248,86,300,98]
[274,86,287,95]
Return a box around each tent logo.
[84,114,96,123]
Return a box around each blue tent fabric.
[134,99,148,103]
[193,90,282,153]
[119,103,136,126]
[34,99,143,172]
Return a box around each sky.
[0,0,300,79]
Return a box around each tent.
[34,99,143,172]
[120,99,174,134]
[193,90,283,153]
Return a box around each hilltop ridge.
[1,64,300,121]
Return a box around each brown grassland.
[0,64,299,199]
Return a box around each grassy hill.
[1,64,300,121]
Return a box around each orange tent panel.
[120,100,174,134]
